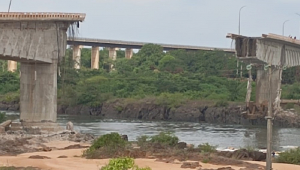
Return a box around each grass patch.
[276,148,300,164]
[198,143,217,153]
[0,111,6,123]
[100,157,151,170]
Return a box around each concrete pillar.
[91,46,99,69]
[73,45,82,69]
[20,60,57,122]
[7,60,17,72]
[255,66,281,105]
[125,48,133,59]
[108,47,117,60]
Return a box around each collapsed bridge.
[227,33,300,118]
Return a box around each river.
[3,111,300,152]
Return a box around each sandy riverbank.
[0,140,298,170]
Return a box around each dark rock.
[29,155,51,159]
[176,142,187,149]
[181,161,200,169]
[57,155,68,158]
[121,135,128,141]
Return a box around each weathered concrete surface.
[0,12,85,122]
[255,66,281,105]
[7,60,17,72]
[20,61,58,122]
[125,48,133,59]
[91,46,99,69]
[0,22,68,63]
[72,45,82,69]
[108,47,117,60]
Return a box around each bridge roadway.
[67,37,235,52]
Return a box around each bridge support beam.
[255,66,281,105]
[20,60,57,122]
[125,48,133,59]
[73,45,82,69]
[91,46,99,69]
[7,60,17,72]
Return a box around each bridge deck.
[67,37,235,52]
[0,12,85,22]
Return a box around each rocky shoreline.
[1,100,300,128]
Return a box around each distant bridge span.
[67,37,235,53]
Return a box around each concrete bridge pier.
[20,60,58,122]
[125,48,133,59]
[108,47,117,60]
[7,60,17,72]
[72,45,82,69]
[91,46,99,69]
[255,66,281,106]
[0,12,85,125]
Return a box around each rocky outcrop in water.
[1,100,300,128]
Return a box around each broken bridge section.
[227,33,300,117]
[0,12,85,122]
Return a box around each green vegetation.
[136,132,179,148]
[198,143,217,153]
[0,111,5,123]
[84,132,128,158]
[0,44,300,107]
[276,148,300,164]
[100,157,151,170]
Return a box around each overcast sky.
[1,0,300,49]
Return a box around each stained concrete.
[0,13,85,123]
[72,45,82,69]
[91,46,99,69]
[7,60,17,72]
[125,48,133,59]
[255,66,281,105]
[20,60,58,122]
[108,47,117,60]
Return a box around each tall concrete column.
[7,60,17,72]
[255,66,281,105]
[20,60,57,122]
[91,46,99,69]
[73,45,82,69]
[108,47,117,60]
[125,48,133,59]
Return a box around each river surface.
[3,111,300,151]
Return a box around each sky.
[1,0,300,49]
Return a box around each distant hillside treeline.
[0,44,300,106]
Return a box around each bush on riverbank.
[100,157,151,170]
[276,148,300,164]
[136,132,179,148]
[84,132,128,158]
[198,143,217,153]
[0,112,5,123]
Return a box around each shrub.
[136,135,150,148]
[84,132,127,158]
[276,148,300,164]
[100,157,151,170]
[198,143,217,153]
[150,132,179,147]
[215,100,229,107]
[0,112,5,123]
